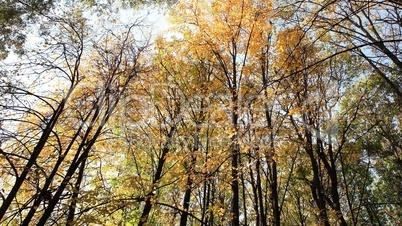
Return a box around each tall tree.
[169,1,272,224]
[0,2,149,224]
[298,0,402,99]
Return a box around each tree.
[169,1,272,224]
[0,2,149,224]
[341,72,402,225]
[273,25,368,225]
[296,0,402,100]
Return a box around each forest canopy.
[0,0,401,225]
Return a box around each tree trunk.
[139,126,175,226]
[305,129,330,226]
[231,101,240,226]
[257,159,267,226]
[265,103,280,226]
[66,156,87,225]
[326,137,347,226]
[270,161,280,226]
[180,130,199,226]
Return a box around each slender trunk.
[180,130,199,226]
[201,160,209,225]
[66,156,87,225]
[300,72,329,225]
[305,129,330,226]
[229,37,240,226]
[207,181,214,225]
[139,126,175,226]
[270,161,280,226]
[230,87,240,226]
[240,157,248,225]
[329,168,347,226]
[264,96,279,226]
[296,192,306,226]
[290,110,330,226]
[231,143,240,226]
[202,129,211,226]
[256,158,267,226]
[180,177,193,226]
[248,150,260,225]
[326,137,347,226]
[266,110,280,226]
[261,45,279,224]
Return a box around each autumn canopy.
[0,0,401,225]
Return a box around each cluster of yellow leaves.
[275,27,316,73]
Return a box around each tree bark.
[230,96,240,226]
